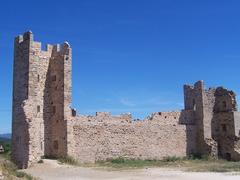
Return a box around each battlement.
[15,31,33,43]
[184,80,204,89]
[73,111,191,126]
[73,112,133,124]
[15,31,71,57]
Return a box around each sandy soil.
[22,159,240,180]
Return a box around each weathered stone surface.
[12,32,240,169]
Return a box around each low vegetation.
[37,159,44,164]
[0,140,11,160]
[58,156,79,166]
[56,154,240,172]
[0,141,34,179]
[96,156,240,172]
[0,160,34,180]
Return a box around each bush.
[162,156,182,162]
[0,155,33,179]
[110,157,125,164]
[38,159,44,163]
[58,156,79,165]
[0,142,11,153]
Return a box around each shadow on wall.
[12,33,30,169]
[179,111,197,157]
[12,105,30,169]
[43,59,52,157]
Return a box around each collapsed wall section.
[184,81,218,157]
[212,87,240,160]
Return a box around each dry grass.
[0,154,34,179]
[55,155,240,172]
[58,156,79,166]
[95,157,240,172]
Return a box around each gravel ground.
[23,159,240,180]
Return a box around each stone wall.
[69,111,196,163]
[233,112,240,137]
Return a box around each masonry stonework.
[12,32,240,168]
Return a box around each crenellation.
[15,35,24,44]
[23,31,33,41]
[12,32,240,169]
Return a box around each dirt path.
[23,159,240,180]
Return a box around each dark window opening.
[26,86,29,97]
[65,56,69,61]
[72,109,76,117]
[40,142,43,150]
[52,75,56,82]
[193,99,196,111]
[37,106,40,113]
[222,101,227,109]
[37,74,40,82]
[222,124,227,132]
[225,153,231,161]
[52,106,56,114]
[53,140,58,150]
[165,116,167,119]
[158,112,162,116]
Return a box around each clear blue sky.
[1,0,240,133]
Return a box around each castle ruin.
[12,31,240,168]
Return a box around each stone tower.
[12,31,72,168]
[184,80,218,157]
[184,80,240,160]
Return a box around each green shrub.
[110,157,125,164]
[16,171,25,177]
[0,142,11,153]
[58,156,79,165]
[38,159,44,163]
[162,156,182,162]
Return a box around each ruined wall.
[212,88,240,160]
[183,81,240,160]
[69,112,196,163]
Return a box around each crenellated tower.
[12,31,72,168]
